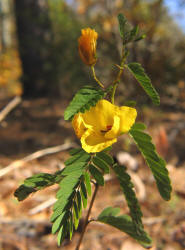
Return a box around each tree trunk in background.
[14,0,54,97]
[0,0,12,51]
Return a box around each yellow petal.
[82,100,116,132]
[116,106,137,134]
[72,113,87,139]
[81,129,117,153]
[104,115,120,139]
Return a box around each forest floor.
[0,97,184,250]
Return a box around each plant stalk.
[111,47,127,104]
[75,183,99,250]
[91,66,104,88]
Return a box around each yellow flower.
[78,28,98,66]
[72,100,137,153]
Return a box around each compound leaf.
[51,173,81,222]
[113,164,143,233]
[64,86,105,121]
[98,208,152,249]
[118,13,127,38]
[127,63,160,105]
[14,173,57,201]
[129,124,172,200]
[118,14,139,44]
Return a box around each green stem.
[111,83,118,104]
[75,183,99,250]
[110,47,127,103]
[91,66,104,88]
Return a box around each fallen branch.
[0,96,22,123]
[29,197,57,215]
[0,142,78,177]
[143,216,165,225]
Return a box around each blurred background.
[0,0,184,249]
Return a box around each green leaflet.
[80,181,88,208]
[129,26,139,42]
[57,225,66,246]
[73,200,79,219]
[72,186,85,232]
[113,164,143,234]
[134,34,146,42]
[88,152,114,186]
[51,149,93,245]
[14,185,36,202]
[98,207,152,249]
[51,171,83,245]
[52,212,66,234]
[14,148,92,246]
[127,63,160,105]
[129,123,172,201]
[52,177,90,243]
[98,206,121,217]
[123,100,137,107]
[64,86,105,121]
[118,13,127,38]
[96,151,114,166]
[117,13,139,44]
[69,212,73,240]
[65,149,90,166]
[51,173,82,222]
[14,149,90,202]
[62,162,89,176]
[14,173,59,201]
[84,172,92,196]
[92,156,110,174]
[69,148,84,156]
[76,191,82,218]
[102,146,112,152]
[73,200,80,230]
[89,164,104,186]
[51,150,90,223]
[131,122,146,131]
[62,150,90,176]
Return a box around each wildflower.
[78,28,98,66]
[72,99,137,153]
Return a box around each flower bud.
[78,28,98,66]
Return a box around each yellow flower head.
[78,28,98,66]
[72,99,137,153]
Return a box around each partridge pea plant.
[14,14,172,249]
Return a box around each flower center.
[107,125,112,130]
[101,125,112,133]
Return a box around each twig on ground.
[0,142,78,177]
[143,216,165,225]
[0,96,22,123]
[29,197,57,215]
